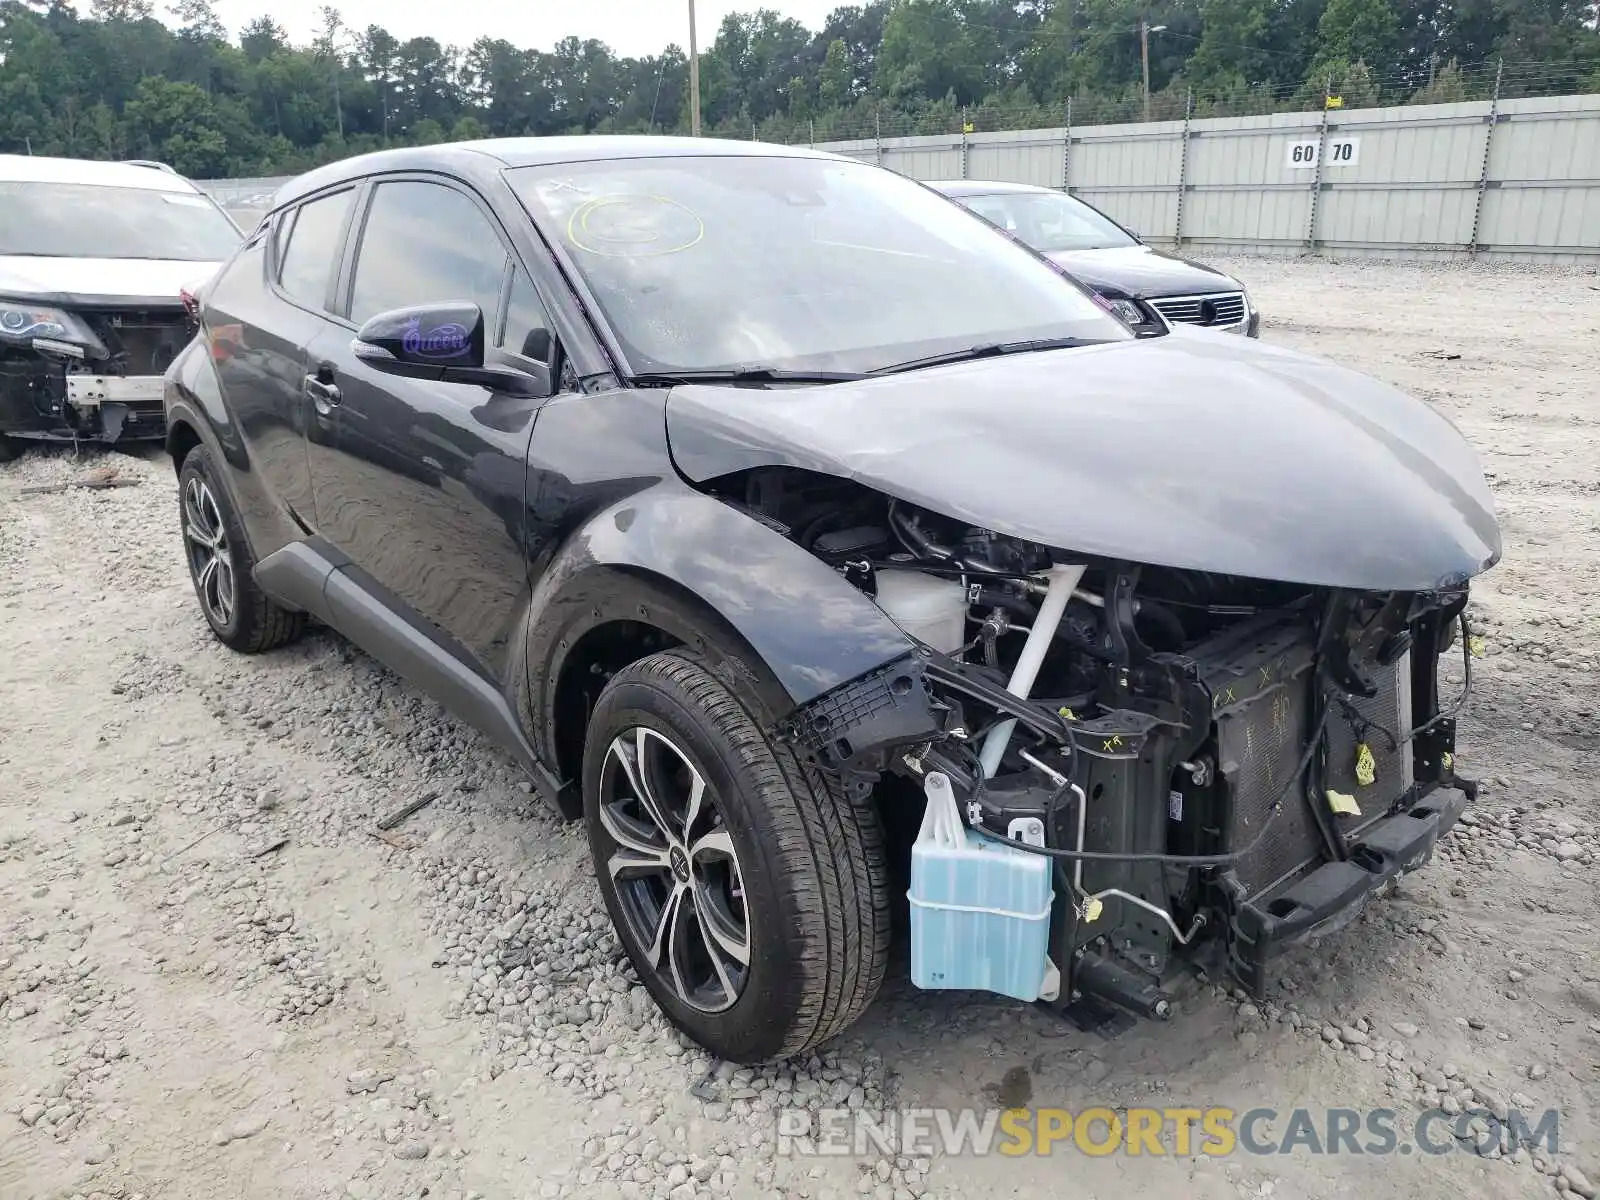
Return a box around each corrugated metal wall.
[813,94,1600,262]
[196,94,1600,262]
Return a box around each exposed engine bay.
[711,465,1477,1023]
[0,304,187,447]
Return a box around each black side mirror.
[353,303,552,398]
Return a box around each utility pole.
[1140,20,1166,121]
[688,0,702,137]
[1140,19,1151,121]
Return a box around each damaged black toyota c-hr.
[161,135,1501,1066]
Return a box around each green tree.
[1185,0,1275,89]
[88,0,153,19]
[1299,56,1383,105]
[1311,0,1402,78]
[1411,58,1472,101]
[239,15,285,63]
[1262,0,1327,90]
[876,0,987,104]
[818,37,852,108]
[169,0,222,41]
[122,74,230,174]
[701,9,812,123]
[808,2,889,96]
[356,25,401,140]
[403,116,440,143]
[1493,0,1600,67]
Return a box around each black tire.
[582,648,890,1064]
[177,443,305,653]
[0,434,19,463]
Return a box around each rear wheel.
[582,648,890,1064]
[0,434,19,463]
[177,444,305,653]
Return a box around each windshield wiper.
[869,336,1098,377]
[631,366,868,386]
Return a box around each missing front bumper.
[0,373,167,445]
[1227,783,1471,994]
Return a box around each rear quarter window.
[276,189,355,312]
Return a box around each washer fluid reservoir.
[873,569,969,654]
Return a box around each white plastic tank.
[873,569,969,654]
[908,770,1055,1002]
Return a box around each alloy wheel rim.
[598,726,751,1014]
[182,476,236,628]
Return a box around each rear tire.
[0,434,19,463]
[177,443,305,653]
[582,648,890,1064]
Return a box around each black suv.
[927,179,1261,338]
[164,136,1499,1065]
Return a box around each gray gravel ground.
[1,255,1597,1200]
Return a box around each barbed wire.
[738,57,1598,146]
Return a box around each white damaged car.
[0,155,242,460]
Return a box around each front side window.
[506,155,1129,377]
[347,181,508,327]
[277,189,354,311]
[0,180,242,261]
[957,191,1136,254]
[501,269,553,362]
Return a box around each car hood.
[0,255,221,308]
[1045,245,1239,298]
[663,328,1500,592]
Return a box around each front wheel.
[582,649,890,1064]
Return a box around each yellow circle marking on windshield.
[567,194,704,258]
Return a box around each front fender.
[519,483,918,770]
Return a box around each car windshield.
[506,155,1130,377]
[0,181,242,261]
[954,190,1137,253]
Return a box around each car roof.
[0,154,200,193]
[924,179,1062,197]
[464,134,843,168]
[269,135,854,212]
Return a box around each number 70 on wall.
[1285,137,1360,168]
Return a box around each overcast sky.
[199,0,842,58]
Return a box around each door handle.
[303,373,341,415]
